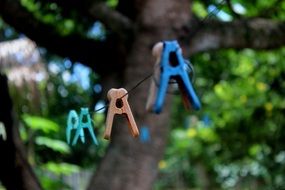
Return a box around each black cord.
[120,73,154,99]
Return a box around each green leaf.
[39,175,70,190]
[42,162,81,175]
[22,114,59,133]
[197,127,218,143]
[35,136,70,154]
[106,0,118,7]
[192,1,208,18]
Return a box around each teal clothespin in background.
[0,122,7,141]
[66,108,98,145]
[66,110,79,144]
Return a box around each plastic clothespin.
[73,108,98,145]
[66,108,98,145]
[104,88,139,140]
[146,43,161,112]
[152,40,201,114]
[139,126,151,143]
[66,110,79,144]
[0,122,7,141]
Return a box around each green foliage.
[5,51,104,188]
[36,162,81,190]
[20,0,91,36]
[156,48,285,189]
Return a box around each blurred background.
[1,0,285,190]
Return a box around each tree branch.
[35,0,134,42]
[0,0,122,75]
[89,3,134,41]
[179,18,285,55]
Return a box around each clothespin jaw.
[146,42,163,111]
[72,108,98,145]
[104,88,139,140]
[66,110,79,144]
[152,40,201,113]
[0,122,7,141]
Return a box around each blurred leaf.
[192,1,208,17]
[106,0,118,7]
[38,173,71,190]
[22,114,59,133]
[42,162,81,175]
[35,136,70,154]
[197,127,218,143]
[19,126,28,141]
[249,144,262,157]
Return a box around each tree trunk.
[88,1,191,189]
[0,74,42,190]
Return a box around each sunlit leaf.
[192,1,208,18]
[22,114,59,133]
[35,136,70,154]
[106,0,118,7]
[42,162,81,175]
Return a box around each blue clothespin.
[139,126,151,143]
[153,40,201,113]
[66,108,98,145]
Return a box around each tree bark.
[87,0,191,189]
[0,74,42,190]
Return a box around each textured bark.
[87,0,191,189]
[0,74,42,190]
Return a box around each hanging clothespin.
[146,42,162,112]
[0,122,7,141]
[149,40,201,114]
[66,110,79,144]
[104,88,139,140]
[66,108,98,145]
